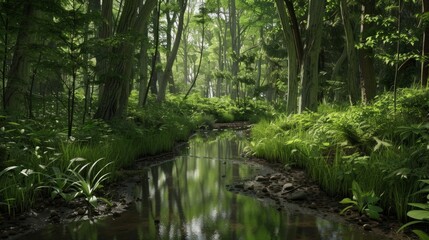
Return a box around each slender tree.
[157,0,187,102]
[339,0,360,104]
[421,0,429,88]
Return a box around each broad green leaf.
[409,203,429,210]
[412,230,429,240]
[340,198,356,205]
[407,210,429,220]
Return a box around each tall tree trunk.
[300,0,325,112]
[421,0,429,88]
[216,0,224,97]
[95,0,157,120]
[157,0,187,102]
[229,0,239,100]
[1,0,10,111]
[340,0,360,104]
[4,1,35,115]
[359,0,377,102]
[331,47,347,101]
[138,23,149,107]
[96,0,112,100]
[184,8,205,99]
[275,0,298,114]
[143,2,161,106]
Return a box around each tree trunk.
[421,0,429,88]
[275,0,298,114]
[359,0,377,102]
[95,0,157,120]
[4,1,35,115]
[331,47,347,101]
[300,0,325,112]
[138,23,149,107]
[96,0,112,100]
[216,0,224,97]
[229,0,239,100]
[157,0,187,102]
[340,0,360,104]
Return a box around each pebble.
[255,176,269,182]
[363,224,372,231]
[282,183,294,191]
[287,191,307,201]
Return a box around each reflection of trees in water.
[159,161,188,239]
[151,165,161,238]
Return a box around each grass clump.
[249,88,429,221]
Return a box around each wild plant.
[340,180,383,220]
[67,158,113,217]
[398,180,429,240]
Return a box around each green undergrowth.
[0,94,274,217]
[249,88,429,221]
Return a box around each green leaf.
[340,198,357,205]
[367,204,383,213]
[88,196,98,208]
[412,230,429,240]
[397,220,422,232]
[407,210,429,220]
[409,203,429,210]
[340,205,354,215]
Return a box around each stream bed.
[18,130,389,240]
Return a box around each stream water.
[18,130,389,240]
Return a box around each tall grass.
[250,88,429,221]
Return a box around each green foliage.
[250,89,429,221]
[340,181,383,220]
[398,180,429,239]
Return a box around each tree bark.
[359,0,377,102]
[138,23,149,107]
[300,0,325,112]
[340,0,360,104]
[229,0,239,100]
[421,0,429,88]
[4,1,35,115]
[275,0,298,114]
[95,0,157,120]
[157,0,187,102]
[96,0,113,100]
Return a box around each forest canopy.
[1,0,427,123]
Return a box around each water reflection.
[18,131,388,240]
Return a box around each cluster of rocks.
[226,164,413,239]
[228,173,309,202]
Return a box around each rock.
[49,210,59,218]
[268,184,282,193]
[360,215,369,222]
[255,176,269,182]
[363,224,372,231]
[270,173,282,181]
[244,182,254,191]
[77,208,86,216]
[282,183,294,192]
[309,202,317,209]
[287,191,307,201]
[261,187,268,193]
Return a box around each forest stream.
[15,130,391,240]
